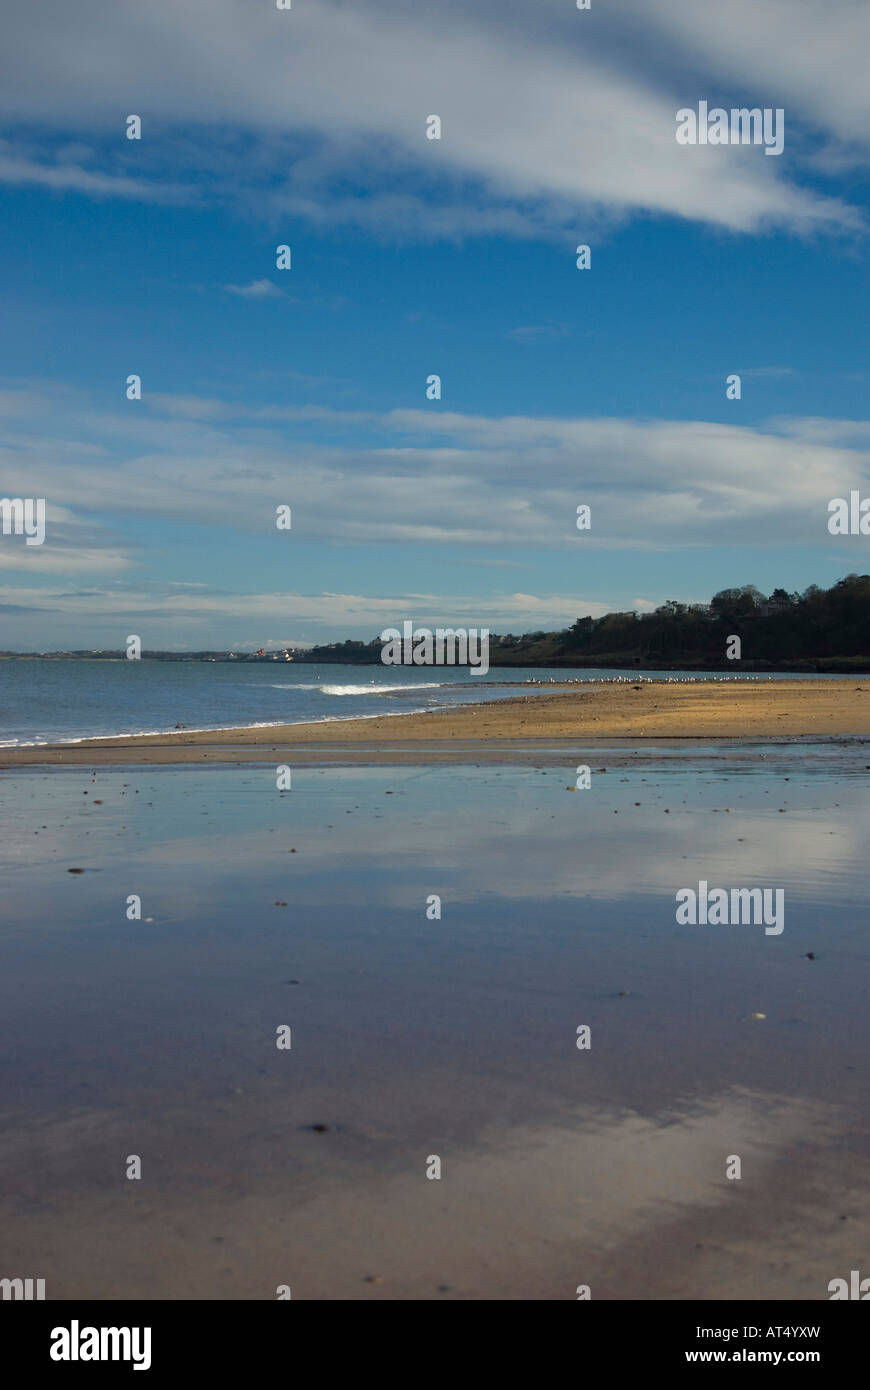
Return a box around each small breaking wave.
[318,682,445,696]
[267,681,445,695]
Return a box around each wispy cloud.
[737,366,797,381]
[222,279,286,299]
[0,0,863,236]
[0,502,130,574]
[0,141,186,203]
[0,582,612,648]
[509,325,570,345]
[1,385,868,571]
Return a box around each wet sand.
[2,752,869,1299]
[3,678,870,766]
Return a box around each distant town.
[0,647,307,662]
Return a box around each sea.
[0,659,857,746]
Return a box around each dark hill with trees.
[297,574,870,671]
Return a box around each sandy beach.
[3,678,870,766]
[5,678,870,1300]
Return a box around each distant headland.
[3,574,869,673]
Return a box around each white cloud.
[0,547,128,575]
[2,388,868,568]
[0,141,185,202]
[0,583,607,637]
[223,279,285,299]
[629,0,870,157]
[0,0,861,236]
[0,502,130,574]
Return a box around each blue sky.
[1,0,869,650]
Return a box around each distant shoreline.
[3,678,870,766]
[3,653,870,673]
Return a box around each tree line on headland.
[300,574,870,671]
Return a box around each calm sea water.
[1,748,868,1297]
[0,660,854,746]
